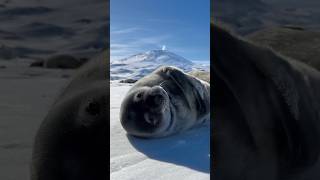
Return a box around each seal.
[31,50,109,180]
[211,23,320,180]
[120,66,210,138]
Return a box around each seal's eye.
[86,101,100,116]
[135,92,143,101]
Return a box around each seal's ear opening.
[85,101,101,116]
[211,23,319,176]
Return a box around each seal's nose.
[146,93,165,108]
[146,86,167,108]
[144,113,160,126]
[151,93,164,105]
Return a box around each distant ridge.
[111,50,208,80]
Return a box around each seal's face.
[32,86,108,180]
[120,86,172,138]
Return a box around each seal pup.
[31,50,109,180]
[120,66,210,138]
[212,23,320,180]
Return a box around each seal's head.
[32,85,108,180]
[120,85,172,138]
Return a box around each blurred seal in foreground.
[212,23,320,180]
[31,50,108,180]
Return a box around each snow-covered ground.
[110,81,210,180]
[0,61,70,180]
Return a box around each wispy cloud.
[111,26,171,61]
[133,35,170,46]
[111,27,141,35]
[145,18,181,24]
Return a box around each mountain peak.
[115,49,194,66]
[111,50,199,80]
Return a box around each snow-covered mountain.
[110,50,209,80]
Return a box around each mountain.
[110,50,208,80]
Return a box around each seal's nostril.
[144,113,159,126]
[136,92,143,99]
[153,94,164,105]
[149,117,154,124]
[86,101,100,116]
[146,117,158,126]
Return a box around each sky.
[111,0,210,62]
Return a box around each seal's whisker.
[159,80,167,88]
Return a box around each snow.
[110,82,210,180]
[0,61,70,180]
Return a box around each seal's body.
[31,51,109,180]
[212,24,320,180]
[120,66,210,138]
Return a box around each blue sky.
[111,0,210,62]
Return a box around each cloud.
[145,18,182,25]
[111,27,141,35]
[111,29,171,61]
